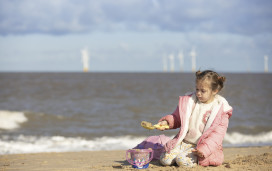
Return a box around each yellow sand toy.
[141,121,169,130]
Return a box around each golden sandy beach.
[1,146,271,171]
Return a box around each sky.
[0,0,272,73]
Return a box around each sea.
[0,72,271,155]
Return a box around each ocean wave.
[0,135,146,155]
[0,110,28,130]
[1,131,272,155]
[224,131,272,146]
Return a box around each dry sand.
[1,146,271,171]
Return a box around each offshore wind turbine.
[81,48,89,72]
[178,51,184,72]
[163,55,168,72]
[169,53,175,72]
[264,55,268,73]
[190,47,197,72]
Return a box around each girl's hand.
[192,149,204,158]
[156,120,169,131]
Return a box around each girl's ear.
[212,89,219,95]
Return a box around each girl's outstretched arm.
[158,105,181,129]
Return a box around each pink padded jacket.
[159,92,233,166]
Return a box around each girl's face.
[196,79,218,104]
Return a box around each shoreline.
[1,146,271,171]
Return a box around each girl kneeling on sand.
[156,70,233,167]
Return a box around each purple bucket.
[126,149,153,169]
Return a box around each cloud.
[0,0,271,36]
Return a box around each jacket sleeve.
[197,111,231,158]
[158,105,181,129]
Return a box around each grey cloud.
[0,0,271,35]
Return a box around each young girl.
[156,70,233,167]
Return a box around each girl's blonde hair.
[195,70,226,92]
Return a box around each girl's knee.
[160,158,174,166]
[175,154,186,166]
[160,153,175,166]
[175,154,197,167]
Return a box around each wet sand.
[1,146,271,171]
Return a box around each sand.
[1,146,271,171]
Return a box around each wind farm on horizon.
[80,47,270,73]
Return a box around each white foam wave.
[224,130,272,146]
[0,110,28,130]
[0,135,146,155]
[1,131,272,155]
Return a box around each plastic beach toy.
[141,121,169,130]
[126,149,153,169]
